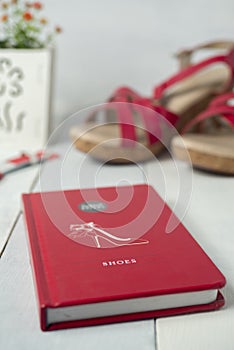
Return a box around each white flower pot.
[0,49,53,151]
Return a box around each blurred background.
[45,0,234,129]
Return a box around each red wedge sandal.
[71,40,234,163]
[172,92,234,174]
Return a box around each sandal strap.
[130,98,178,145]
[114,99,178,146]
[107,87,179,146]
[130,98,161,145]
[183,105,234,133]
[154,50,234,101]
[88,100,179,147]
[108,86,141,102]
[114,103,138,146]
[175,40,234,70]
[209,91,234,107]
[87,103,138,145]
[108,89,159,145]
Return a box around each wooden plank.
[0,151,39,255]
[146,158,234,350]
[0,216,156,350]
[0,144,156,350]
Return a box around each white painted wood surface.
[146,158,234,350]
[0,217,155,350]
[0,151,38,255]
[0,144,156,350]
[1,142,234,350]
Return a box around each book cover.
[22,184,225,331]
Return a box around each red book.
[22,184,225,331]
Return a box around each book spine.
[22,194,50,330]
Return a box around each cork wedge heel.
[172,92,234,175]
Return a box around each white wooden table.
[1,143,234,350]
